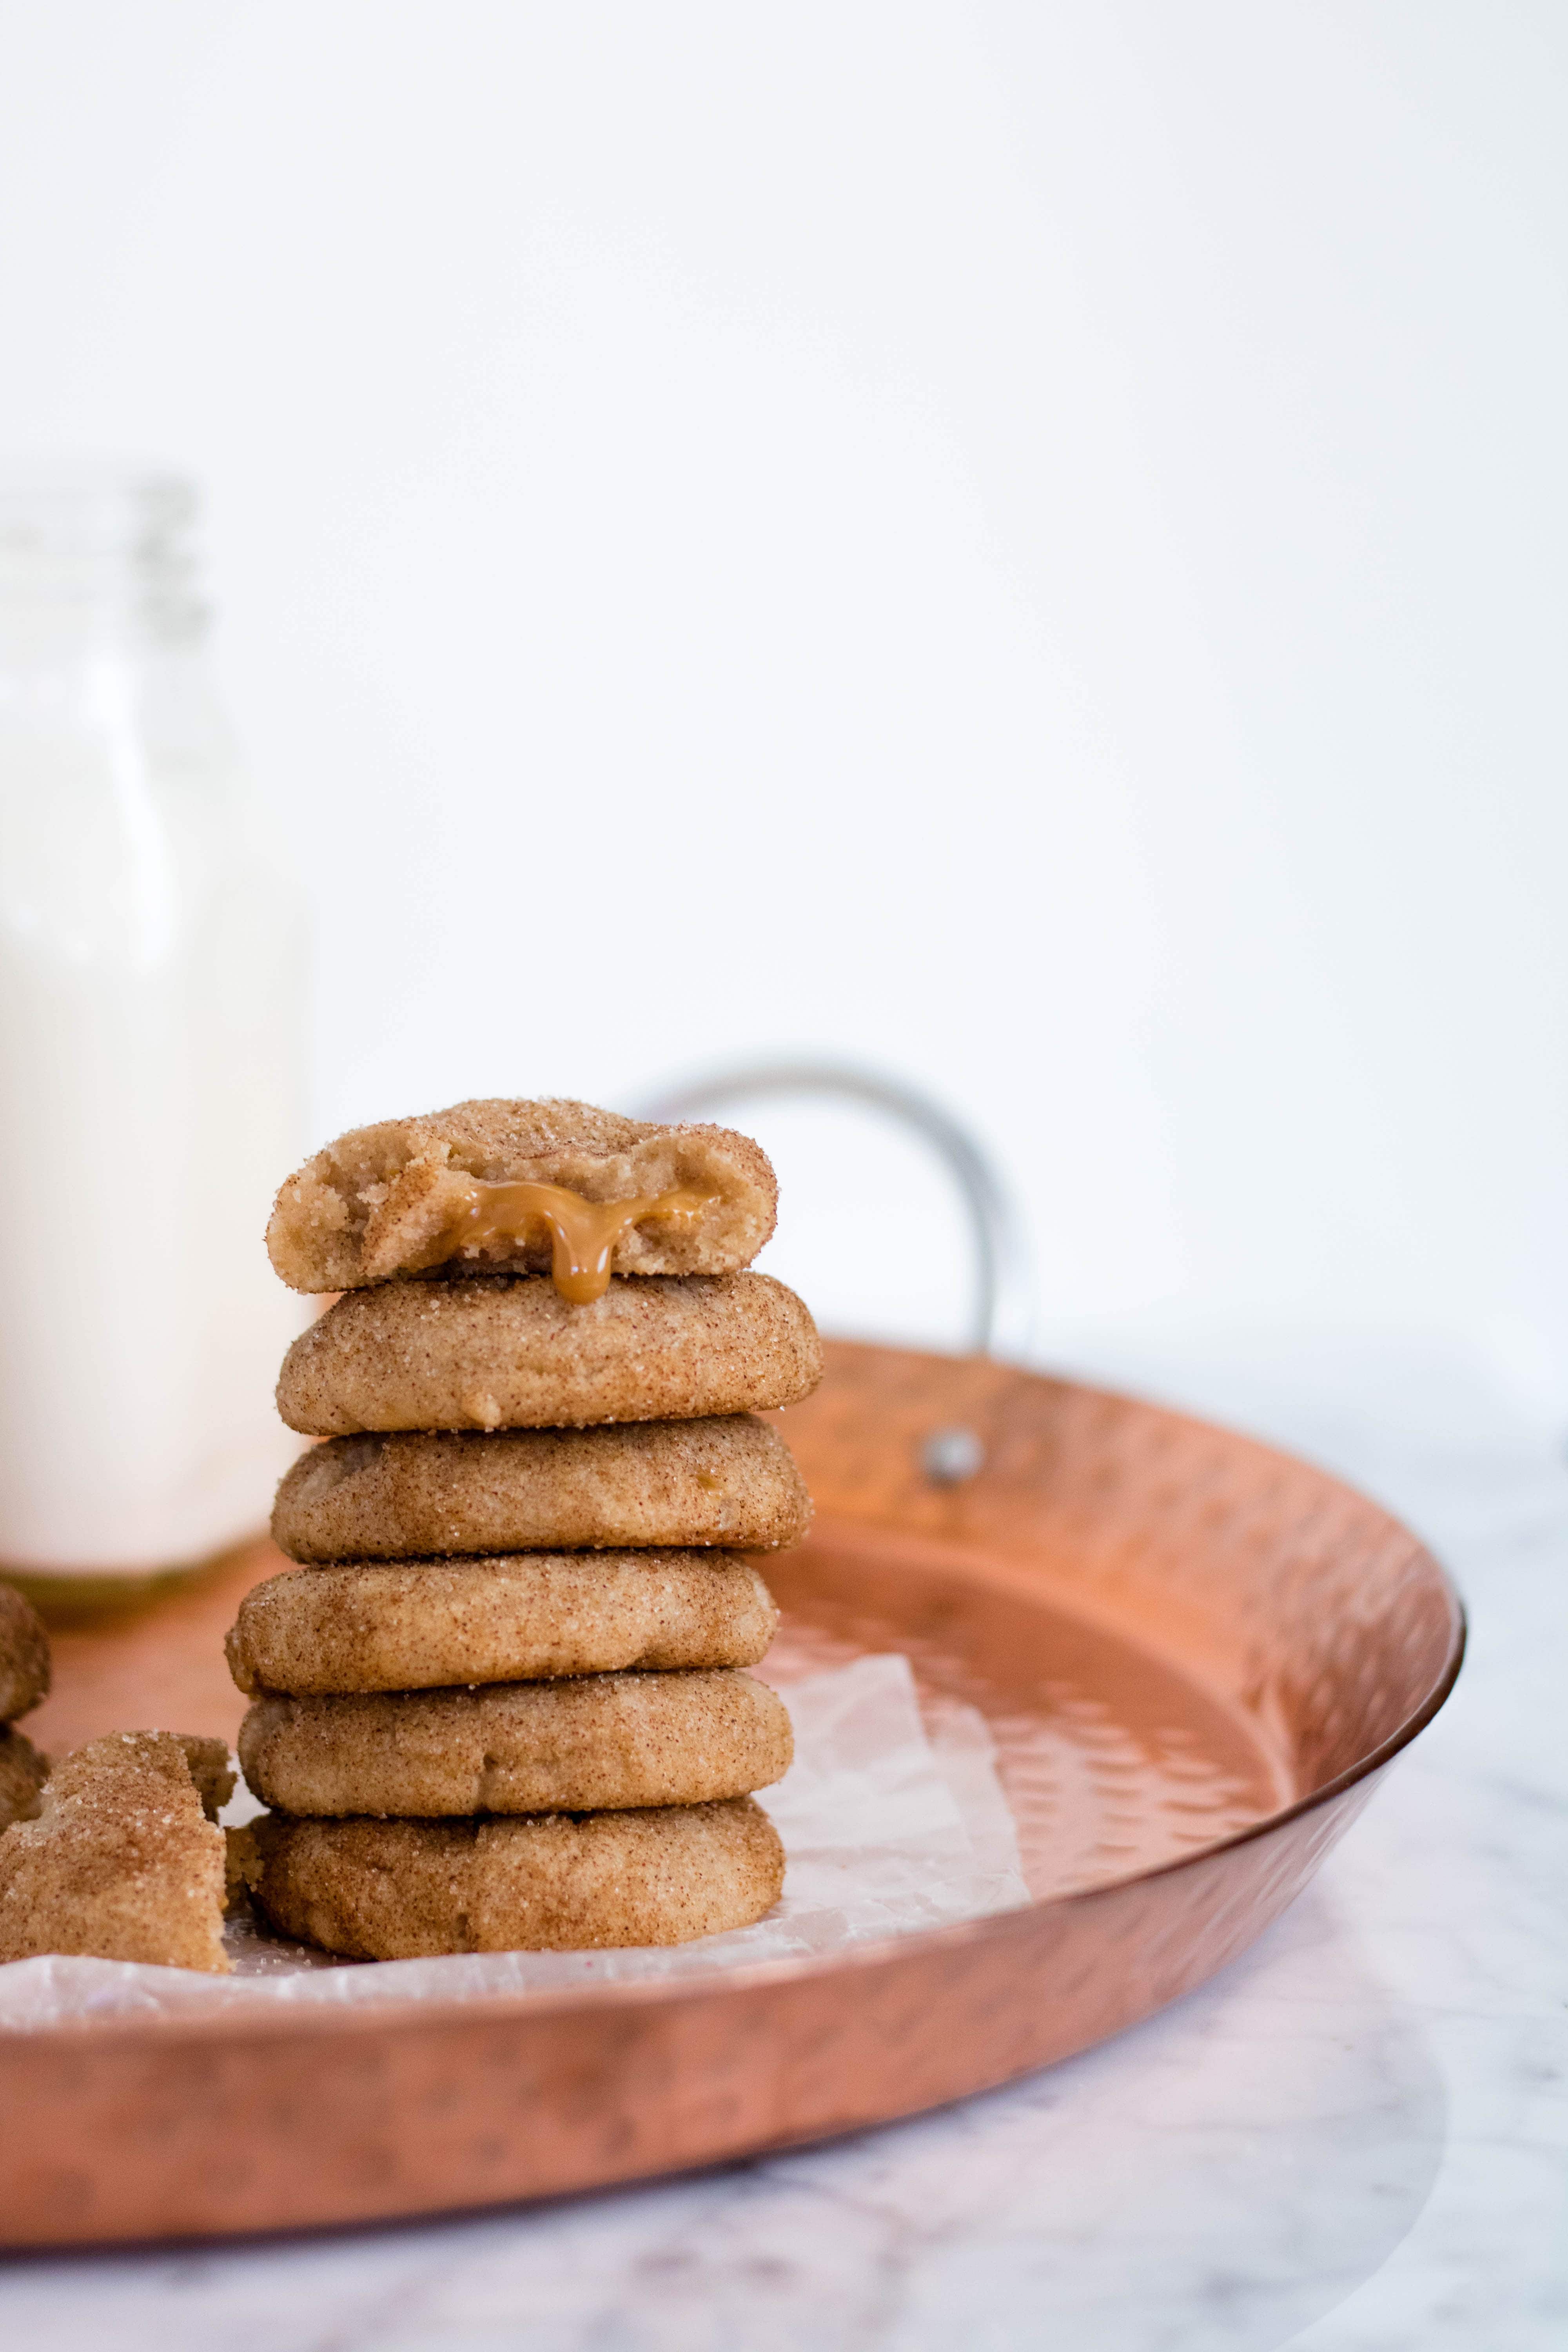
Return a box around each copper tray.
[0,1338,1463,2248]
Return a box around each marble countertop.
[2,1348,1562,2351]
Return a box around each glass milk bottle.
[0,470,309,1604]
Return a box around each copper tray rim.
[1,1372,1467,2059]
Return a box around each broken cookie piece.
[171,1732,238,1823]
[0,1586,53,1833]
[0,1729,232,1972]
[265,1098,778,1294]
[0,1726,48,1833]
[0,1581,50,1726]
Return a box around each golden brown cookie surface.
[239,1669,793,1817]
[0,1581,50,1724]
[0,1730,229,1971]
[0,1724,48,1831]
[276,1272,821,1436]
[267,1098,777,1292]
[227,1553,780,1696]
[234,1797,784,1956]
[272,1416,811,1561]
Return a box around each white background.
[1,2,1564,1411]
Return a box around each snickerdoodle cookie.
[239,1669,793,1818]
[276,1273,820,1436]
[0,1726,47,1832]
[227,1553,780,1697]
[232,1796,785,1957]
[271,1416,810,1562]
[267,1099,777,1293]
[0,1581,50,1724]
[0,1731,232,1971]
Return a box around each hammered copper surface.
[0,1341,1463,2247]
[763,1535,1292,1898]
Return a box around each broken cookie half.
[0,1730,234,1973]
[0,1581,51,1833]
[0,1728,47,1837]
[265,1097,778,1295]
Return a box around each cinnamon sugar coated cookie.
[271,1416,810,1561]
[0,1725,48,1831]
[0,1730,232,1971]
[276,1272,821,1436]
[267,1098,777,1292]
[233,1797,785,1956]
[239,1668,793,1817]
[227,1553,780,1695]
[0,1581,50,1723]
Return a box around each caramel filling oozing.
[438,1180,717,1304]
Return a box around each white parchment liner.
[0,1654,1028,2027]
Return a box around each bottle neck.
[0,470,209,670]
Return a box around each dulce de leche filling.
[436,1180,717,1304]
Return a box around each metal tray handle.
[632,1058,1035,1483]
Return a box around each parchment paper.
[0,1653,1028,2027]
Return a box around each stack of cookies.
[227,1100,821,1961]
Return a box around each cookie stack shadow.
[226,1102,822,1961]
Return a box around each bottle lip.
[0,462,207,641]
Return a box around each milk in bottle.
[0,470,308,1596]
